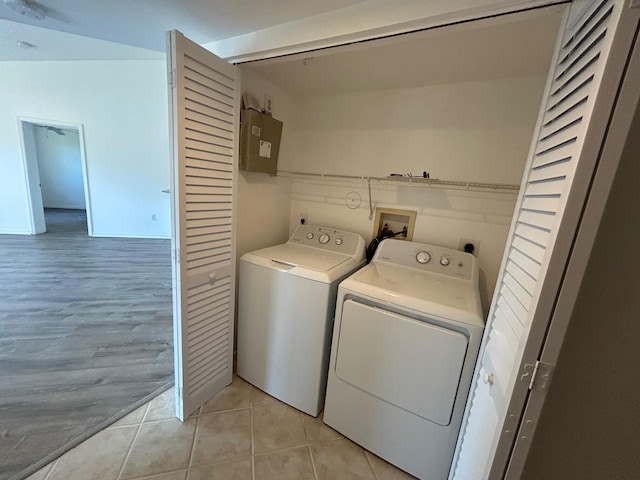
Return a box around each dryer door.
[335,300,468,426]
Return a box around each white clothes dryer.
[324,239,484,479]
[237,225,365,416]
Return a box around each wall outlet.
[459,237,480,256]
[151,214,157,221]
[299,212,307,225]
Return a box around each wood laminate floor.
[0,209,173,480]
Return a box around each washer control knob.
[319,233,330,244]
[335,238,343,245]
[306,232,314,240]
[440,256,450,266]
[416,251,431,264]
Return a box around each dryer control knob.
[440,256,450,266]
[319,233,330,244]
[335,238,343,245]
[306,232,315,240]
[416,251,431,264]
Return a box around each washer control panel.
[290,225,364,256]
[376,239,475,280]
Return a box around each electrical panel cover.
[239,109,283,175]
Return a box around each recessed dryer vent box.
[373,207,417,241]
[239,109,283,175]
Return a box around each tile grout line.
[250,393,256,480]
[301,409,320,480]
[186,411,201,472]
[115,402,150,480]
[41,458,59,480]
[364,450,381,480]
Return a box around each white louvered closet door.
[167,30,239,421]
[452,1,631,478]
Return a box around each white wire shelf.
[277,170,520,194]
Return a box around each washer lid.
[253,243,350,272]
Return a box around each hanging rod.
[277,170,520,193]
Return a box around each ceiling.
[0,0,366,60]
[246,8,564,96]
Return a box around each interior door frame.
[17,116,94,236]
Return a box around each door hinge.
[173,248,180,264]
[168,68,176,89]
[521,360,554,392]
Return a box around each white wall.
[0,60,170,238]
[236,67,296,258]
[280,75,546,304]
[34,127,85,209]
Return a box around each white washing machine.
[324,239,484,479]
[237,224,365,416]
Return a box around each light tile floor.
[27,377,416,480]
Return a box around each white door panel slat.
[511,238,545,268]
[186,257,231,274]
[187,244,232,260]
[524,178,565,197]
[169,29,237,420]
[186,232,231,247]
[185,99,234,127]
[187,245,232,263]
[537,118,584,150]
[184,62,234,95]
[499,284,529,325]
[550,56,601,99]
[538,112,583,143]
[505,260,537,299]
[186,172,233,185]
[508,247,543,280]
[184,74,234,108]
[556,29,605,81]
[454,2,624,478]
[187,285,229,313]
[492,311,520,357]
[185,199,232,210]
[187,279,231,304]
[521,195,561,214]
[185,128,234,150]
[185,108,234,134]
[544,92,589,127]
[529,158,571,182]
[503,272,534,310]
[185,184,232,196]
[185,153,233,169]
[186,224,231,238]
[185,118,234,143]
[185,87,234,117]
[185,192,232,204]
[496,295,524,331]
[184,55,234,90]
[185,139,232,158]
[561,0,611,52]
[515,222,550,248]
[495,306,524,346]
[189,215,232,229]
[186,209,232,220]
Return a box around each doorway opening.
[18,117,93,235]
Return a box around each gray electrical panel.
[239,109,283,175]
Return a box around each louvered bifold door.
[167,30,239,421]
[452,1,631,478]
